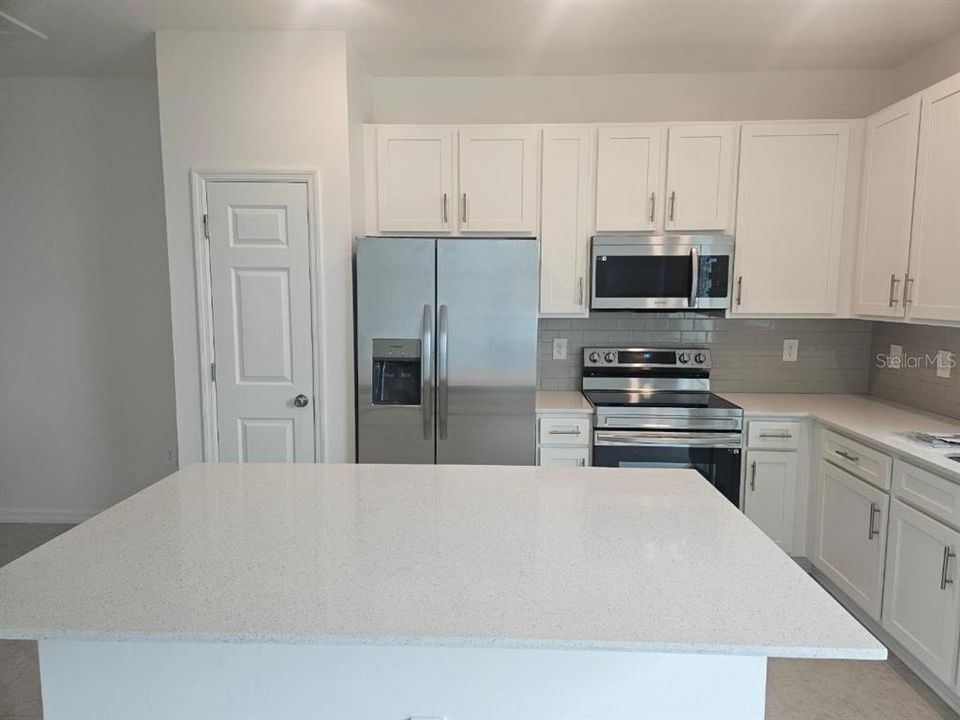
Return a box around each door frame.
[190,169,325,463]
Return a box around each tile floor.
[0,522,958,720]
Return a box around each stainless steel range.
[583,347,744,506]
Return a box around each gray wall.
[538,315,874,394]
[870,323,960,420]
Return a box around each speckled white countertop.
[0,463,883,659]
[536,390,593,414]
[720,393,960,482]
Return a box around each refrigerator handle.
[421,304,433,440]
[438,304,449,440]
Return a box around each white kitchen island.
[0,463,884,720]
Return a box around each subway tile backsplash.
[538,314,874,394]
[870,322,960,420]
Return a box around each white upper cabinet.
[853,96,921,319]
[539,127,593,316]
[907,74,960,324]
[664,125,737,232]
[376,126,455,233]
[458,126,540,234]
[732,123,850,315]
[595,126,664,232]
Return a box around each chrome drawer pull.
[759,432,792,439]
[868,502,880,540]
[549,429,582,436]
[836,449,860,463]
[750,461,757,492]
[941,547,956,591]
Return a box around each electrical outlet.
[890,344,903,369]
[163,447,178,467]
[782,339,799,362]
[552,337,568,360]
[937,350,953,378]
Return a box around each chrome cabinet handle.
[461,193,467,224]
[549,429,582,436]
[836,449,860,463]
[668,191,676,222]
[578,276,584,305]
[438,304,449,440]
[421,304,433,441]
[760,432,792,439]
[868,502,880,540]
[750,461,757,492]
[888,274,901,307]
[442,193,448,223]
[293,394,309,408]
[578,458,586,467]
[903,274,914,306]
[736,276,743,306]
[688,247,700,308]
[648,192,656,223]
[941,546,956,590]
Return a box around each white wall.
[370,69,893,123]
[155,31,360,465]
[0,77,177,522]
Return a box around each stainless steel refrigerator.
[355,237,538,465]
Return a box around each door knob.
[293,394,309,408]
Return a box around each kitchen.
[1,1,960,719]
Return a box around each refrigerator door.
[355,237,436,463]
[436,239,538,465]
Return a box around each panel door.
[206,181,315,463]
[744,451,798,553]
[539,126,593,316]
[458,127,539,234]
[907,75,960,323]
[882,499,960,683]
[664,125,736,232]
[814,460,889,619]
[355,237,437,464]
[437,239,538,466]
[595,126,665,232]
[376,126,455,233]
[539,447,589,467]
[853,97,921,318]
[732,123,850,314]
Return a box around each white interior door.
[206,181,316,463]
[664,125,736,232]
[595,126,664,232]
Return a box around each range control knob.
[604,351,617,363]
[588,351,601,363]
[678,352,691,364]
[694,352,707,364]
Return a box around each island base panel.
[39,640,767,719]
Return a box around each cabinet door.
[458,127,539,234]
[907,75,960,324]
[595,126,664,232]
[814,460,889,619]
[732,124,850,314]
[664,125,736,232]
[538,446,589,467]
[539,127,593,316]
[376,126,455,233]
[744,451,798,553]
[882,499,960,683]
[853,97,921,318]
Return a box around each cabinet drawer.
[748,421,801,450]
[538,446,590,467]
[538,417,591,446]
[821,429,892,491]
[894,459,960,529]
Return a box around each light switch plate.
[890,344,903,369]
[552,337,568,360]
[782,339,799,362]
[937,350,953,378]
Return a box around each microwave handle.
[688,247,699,308]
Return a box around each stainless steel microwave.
[591,234,735,311]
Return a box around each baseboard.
[0,506,95,524]
[810,565,960,717]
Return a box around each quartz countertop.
[720,393,960,482]
[0,463,883,660]
[535,390,593,414]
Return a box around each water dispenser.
[371,339,421,406]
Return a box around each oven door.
[593,430,742,507]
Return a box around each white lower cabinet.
[882,499,960,684]
[744,450,798,552]
[813,459,889,619]
[538,446,589,467]
[536,413,592,467]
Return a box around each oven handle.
[595,431,742,448]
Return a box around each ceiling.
[2,0,960,78]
